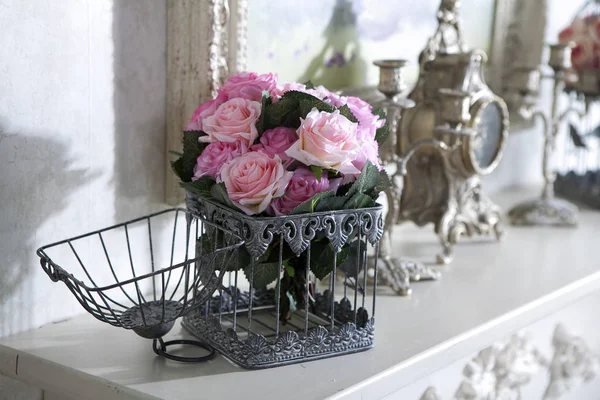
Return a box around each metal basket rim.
[36,207,245,292]
[185,193,384,220]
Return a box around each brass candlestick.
[369,60,442,296]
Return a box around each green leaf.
[297,99,335,119]
[263,242,296,264]
[262,96,301,131]
[372,107,386,120]
[309,239,353,280]
[180,176,215,198]
[282,91,335,119]
[310,166,324,182]
[168,150,183,157]
[171,159,185,181]
[372,107,390,146]
[374,170,392,196]
[256,92,274,135]
[347,161,380,198]
[344,193,375,209]
[336,181,354,197]
[303,80,315,89]
[337,104,358,123]
[244,262,280,288]
[310,240,334,280]
[210,183,237,209]
[175,131,207,182]
[234,246,253,271]
[285,264,295,278]
[315,196,348,212]
[375,124,390,147]
[289,190,335,215]
[338,239,365,277]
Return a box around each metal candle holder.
[508,44,583,226]
[369,60,441,296]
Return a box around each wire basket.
[182,193,383,369]
[37,208,244,362]
[555,116,600,209]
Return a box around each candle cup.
[373,59,409,98]
[438,89,471,124]
[548,43,572,72]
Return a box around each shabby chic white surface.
[0,188,599,400]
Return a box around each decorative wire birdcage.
[182,193,383,369]
[552,0,600,208]
[37,208,244,362]
[555,103,600,209]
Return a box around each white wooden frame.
[165,0,248,205]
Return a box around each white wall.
[0,0,167,338]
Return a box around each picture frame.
[165,0,249,205]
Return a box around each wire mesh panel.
[37,208,243,361]
[182,193,383,369]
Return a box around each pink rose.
[185,92,227,132]
[305,85,336,101]
[324,91,347,107]
[271,168,338,216]
[200,98,262,145]
[251,127,297,161]
[344,96,385,142]
[220,152,293,215]
[571,37,597,70]
[343,96,385,170]
[219,72,278,102]
[352,138,380,172]
[272,82,308,98]
[192,140,248,180]
[558,27,576,45]
[272,82,340,104]
[286,108,360,175]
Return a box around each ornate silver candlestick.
[508,44,582,226]
[370,60,441,296]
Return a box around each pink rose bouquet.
[171,72,389,302]
[173,71,389,218]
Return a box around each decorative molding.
[165,0,248,205]
[421,324,598,400]
[544,324,600,399]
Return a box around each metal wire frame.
[37,208,244,338]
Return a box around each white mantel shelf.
[1,188,600,400]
